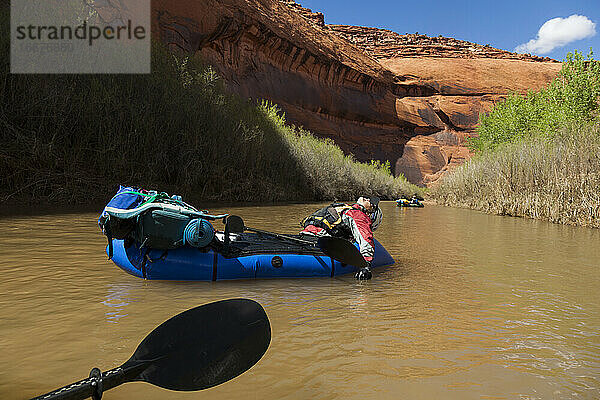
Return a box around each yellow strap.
[314,216,334,229]
[303,204,352,229]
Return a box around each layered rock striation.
[329,25,555,62]
[152,0,562,186]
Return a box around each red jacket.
[301,204,374,262]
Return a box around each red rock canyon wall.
[152,0,562,186]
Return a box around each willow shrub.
[1,4,419,206]
[258,101,422,201]
[469,50,600,152]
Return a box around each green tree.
[469,49,600,152]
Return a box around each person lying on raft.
[300,196,382,280]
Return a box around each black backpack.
[301,203,353,238]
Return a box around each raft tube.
[107,232,394,281]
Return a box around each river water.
[1,202,599,399]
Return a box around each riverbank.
[431,51,600,228]
[0,5,421,208]
[432,122,600,228]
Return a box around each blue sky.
[298,0,599,61]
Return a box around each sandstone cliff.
[152,0,562,186]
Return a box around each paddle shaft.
[244,221,367,267]
[245,227,315,245]
[30,362,149,400]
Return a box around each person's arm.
[341,210,374,263]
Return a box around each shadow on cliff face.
[0,20,309,205]
[1,5,420,208]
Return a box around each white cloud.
[515,14,596,55]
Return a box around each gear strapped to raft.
[98,186,228,258]
[301,203,354,238]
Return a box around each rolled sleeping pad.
[183,218,214,248]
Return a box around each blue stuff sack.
[99,186,147,259]
[99,186,144,225]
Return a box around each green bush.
[469,50,600,152]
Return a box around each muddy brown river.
[1,202,599,399]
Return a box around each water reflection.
[102,284,133,323]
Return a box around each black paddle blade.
[125,298,270,391]
[317,237,367,268]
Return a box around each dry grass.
[432,122,600,227]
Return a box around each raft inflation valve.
[271,256,283,268]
